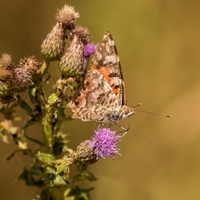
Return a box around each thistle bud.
[59,35,84,77]
[11,68,33,92]
[19,56,39,76]
[58,26,91,78]
[75,140,98,165]
[41,5,79,62]
[41,23,66,61]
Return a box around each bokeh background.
[0,0,200,199]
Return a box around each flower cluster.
[40,5,98,103]
[41,5,79,61]
[75,128,122,164]
[0,4,126,200]
[41,5,123,166]
[0,54,39,98]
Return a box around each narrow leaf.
[48,93,58,105]
[20,101,33,113]
[57,162,68,174]
[37,152,55,163]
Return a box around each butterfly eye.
[110,111,120,121]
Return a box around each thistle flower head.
[84,43,96,57]
[0,53,12,68]
[91,128,122,159]
[56,5,79,29]
[0,53,14,82]
[71,26,91,44]
[75,128,122,165]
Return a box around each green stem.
[42,105,54,153]
[40,60,49,75]
[35,60,54,153]
[41,187,62,200]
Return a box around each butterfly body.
[68,32,135,124]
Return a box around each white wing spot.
[103,55,117,64]
[108,40,114,46]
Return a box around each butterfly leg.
[114,117,131,137]
[93,122,98,131]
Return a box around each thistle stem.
[42,105,54,153]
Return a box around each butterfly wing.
[92,32,127,106]
[68,32,127,122]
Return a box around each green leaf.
[52,175,66,186]
[18,167,44,187]
[37,152,55,163]
[53,132,68,155]
[57,162,68,174]
[29,164,43,176]
[20,101,33,114]
[48,93,58,105]
[46,166,56,174]
[64,186,94,200]
[57,107,66,118]
[29,87,37,104]
[73,170,97,182]
[64,196,75,200]
[63,188,72,198]
[24,134,44,146]
[22,118,38,130]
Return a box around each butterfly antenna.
[133,103,142,108]
[136,109,171,118]
[133,103,171,118]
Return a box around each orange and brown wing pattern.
[91,32,127,106]
[68,32,127,122]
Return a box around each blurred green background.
[0,0,200,199]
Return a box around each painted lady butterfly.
[68,32,135,125]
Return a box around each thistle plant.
[0,5,123,200]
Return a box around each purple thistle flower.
[91,128,122,159]
[83,43,96,57]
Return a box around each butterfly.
[68,31,135,126]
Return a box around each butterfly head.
[104,105,135,123]
[120,105,136,119]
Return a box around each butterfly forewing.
[68,32,132,123]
